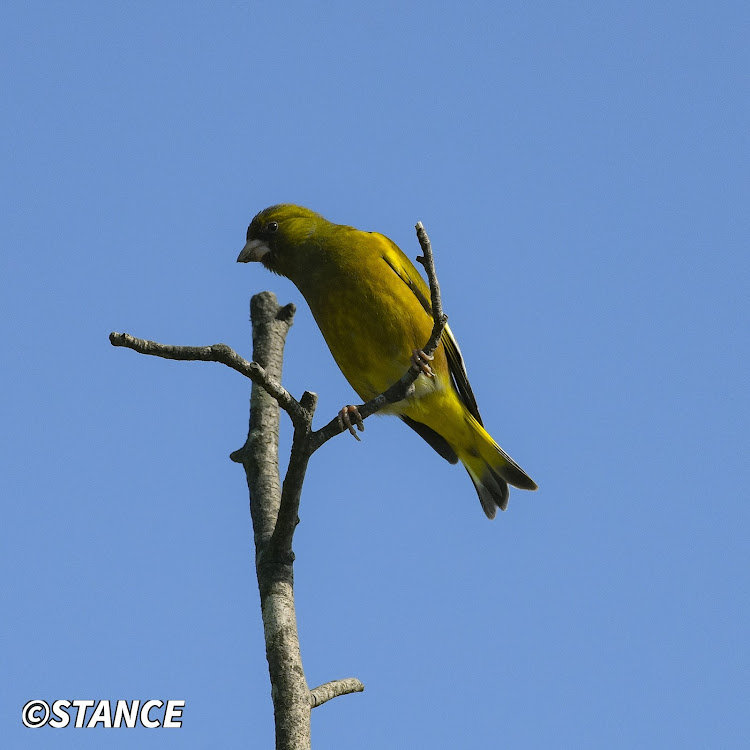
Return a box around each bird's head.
[237,204,325,278]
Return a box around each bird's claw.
[411,348,435,377]
[337,405,364,441]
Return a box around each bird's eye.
[266,221,279,233]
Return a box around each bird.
[237,204,537,518]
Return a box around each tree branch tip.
[277,302,297,322]
[251,289,278,304]
[309,678,365,709]
[300,390,318,412]
[229,448,246,463]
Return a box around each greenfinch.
[237,204,537,518]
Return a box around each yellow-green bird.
[237,204,537,518]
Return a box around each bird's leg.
[411,348,435,378]
[337,405,364,441]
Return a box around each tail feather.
[466,466,509,519]
[492,444,539,491]
[459,416,537,519]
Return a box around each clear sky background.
[2,1,747,748]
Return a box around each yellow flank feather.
[238,204,537,518]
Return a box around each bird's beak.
[237,239,271,263]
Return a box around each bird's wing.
[379,237,484,426]
[440,323,484,426]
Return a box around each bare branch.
[415,220,449,358]
[233,293,313,750]
[266,392,317,561]
[109,330,306,426]
[309,678,365,709]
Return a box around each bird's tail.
[457,415,537,519]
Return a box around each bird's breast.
[298,261,435,400]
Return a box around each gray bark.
[234,292,312,749]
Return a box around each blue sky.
[2,1,747,747]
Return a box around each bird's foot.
[337,405,364,441]
[411,348,435,378]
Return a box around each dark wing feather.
[400,415,459,464]
[441,328,483,425]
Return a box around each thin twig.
[109,331,307,426]
[415,221,448,357]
